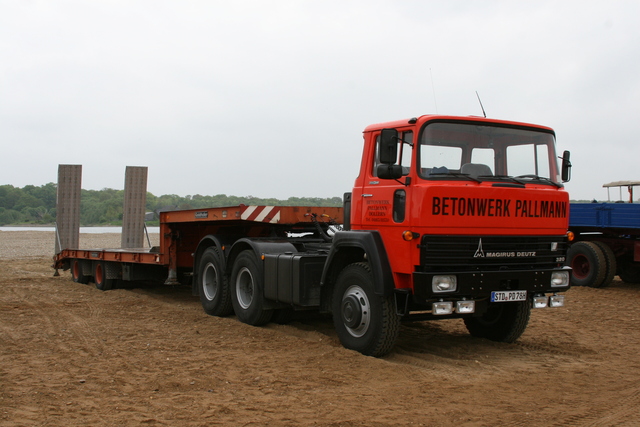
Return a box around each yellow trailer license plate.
[491,290,527,302]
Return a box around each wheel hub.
[203,262,218,300]
[236,267,254,309]
[571,254,589,279]
[341,285,371,338]
[342,295,362,328]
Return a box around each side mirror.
[379,128,398,164]
[561,150,571,183]
[377,164,403,180]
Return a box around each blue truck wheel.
[567,241,606,287]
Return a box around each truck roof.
[363,114,554,133]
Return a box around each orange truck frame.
[54,114,573,357]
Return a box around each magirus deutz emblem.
[473,238,536,258]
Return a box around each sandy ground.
[1,231,640,426]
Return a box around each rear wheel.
[332,262,399,357]
[230,251,273,326]
[71,259,89,284]
[593,241,616,287]
[464,301,531,342]
[197,247,233,316]
[567,241,607,287]
[94,261,117,291]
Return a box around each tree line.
[0,183,343,226]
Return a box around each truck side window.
[399,132,412,174]
[373,131,413,177]
[393,189,406,222]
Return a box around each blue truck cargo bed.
[570,203,640,230]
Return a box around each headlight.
[551,270,569,287]
[432,275,457,293]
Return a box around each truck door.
[361,130,414,274]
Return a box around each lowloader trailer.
[54,114,573,357]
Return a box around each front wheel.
[230,250,273,326]
[464,301,530,342]
[332,262,399,357]
[197,247,233,316]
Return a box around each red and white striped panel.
[240,206,281,223]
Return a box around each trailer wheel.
[618,260,640,284]
[463,301,531,342]
[71,259,89,284]
[197,247,233,316]
[567,241,607,287]
[593,242,616,288]
[93,261,117,291]
[332,262,399,357]
[230,250,273,326]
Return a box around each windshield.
[418,121,560,184]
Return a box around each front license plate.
[491,290,527,302]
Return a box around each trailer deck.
[54,205,344,271]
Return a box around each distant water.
[0,226,160,234]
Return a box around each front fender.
[321,230,394,297]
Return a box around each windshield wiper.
[481,175,528,185]
[428,172,481,183]
[513,174,562,188]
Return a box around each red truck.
[54,114,573,357]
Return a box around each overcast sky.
[1,1,639,201]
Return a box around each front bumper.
[413,267,570,305]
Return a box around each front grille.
[419,235,568,272]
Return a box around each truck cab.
[345,115,572,325]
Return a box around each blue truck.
[567,181,640,287]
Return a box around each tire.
[71,259,89,284]
[197,247,233,316]
[592,241,616,288]
[567,241,607,287]
[332,262,400,357]
[464,301,531,342]
[230,250,273,326]
[93,261,117,291]
[618,260,640,284]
